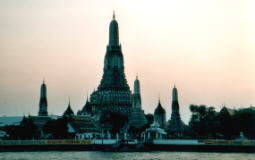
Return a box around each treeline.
[4,117,73,140]
[184,105,255,139]
[2,105,255,140]
[4,117,38,139]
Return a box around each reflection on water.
[0,151,254,160]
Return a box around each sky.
[0,0,255,123]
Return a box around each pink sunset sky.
[0,0,255,123]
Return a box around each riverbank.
[0,139,255,153]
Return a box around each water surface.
[0,151,254,160]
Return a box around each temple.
[87,13,132,119]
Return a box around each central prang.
[84,13,132,119]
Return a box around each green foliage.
[187,105,255,139]
[43,117,72,139]
[188,105,219,139]
[99,111,128,134]
[145,114,154,127]
[217,107,236,139]
[233,108,255,139]
[5,117,38,140]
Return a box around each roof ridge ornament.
[113,11,115,20]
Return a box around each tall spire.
[90,12,131,117]
[38,80,48,116]
[129,75,147,128]
[172,85,178,102]
[109,12,119,46]
[132,76,141,109]
[167,86,183,136]
[134,76,140,94]
[99,13,129,91]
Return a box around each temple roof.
[82,99,91,113]
[69,116,100,133]
[63,100,74,116]
[154,101,166,115]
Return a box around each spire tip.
[113,11,115,20]
[86,91,89,102]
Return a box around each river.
[0,151,254,160]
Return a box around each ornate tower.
[132,76,141,109]
[129,76,147,128]
[154,100,166,129]
[89,13,132,117]
[38,80,48,116]
[167,86,183,136]
[97,12,130,91]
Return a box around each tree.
[5,116,38,139]
[217,107,236,139]
[188,105,218,139]
[145,114,154,127]
[233,108,255,139]
[99,111,129,134]
[43,117,71,139]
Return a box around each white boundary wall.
[92,139,117,144]
[153,139,203,145]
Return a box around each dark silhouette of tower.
[129,76,147,128]
[132,76,141,109]
[38,80,48,116]
[89,12,132,117]
[167,86,183,137]
[154,100,166,129]
[97,12,130,91]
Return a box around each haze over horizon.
[0,0,255,123]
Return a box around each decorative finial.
[43,77,45,84]
[158,93,160,102]
[68,97,70,106]
[86,91,89,102]
[113,11,115,20]
[136,73,138,80]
